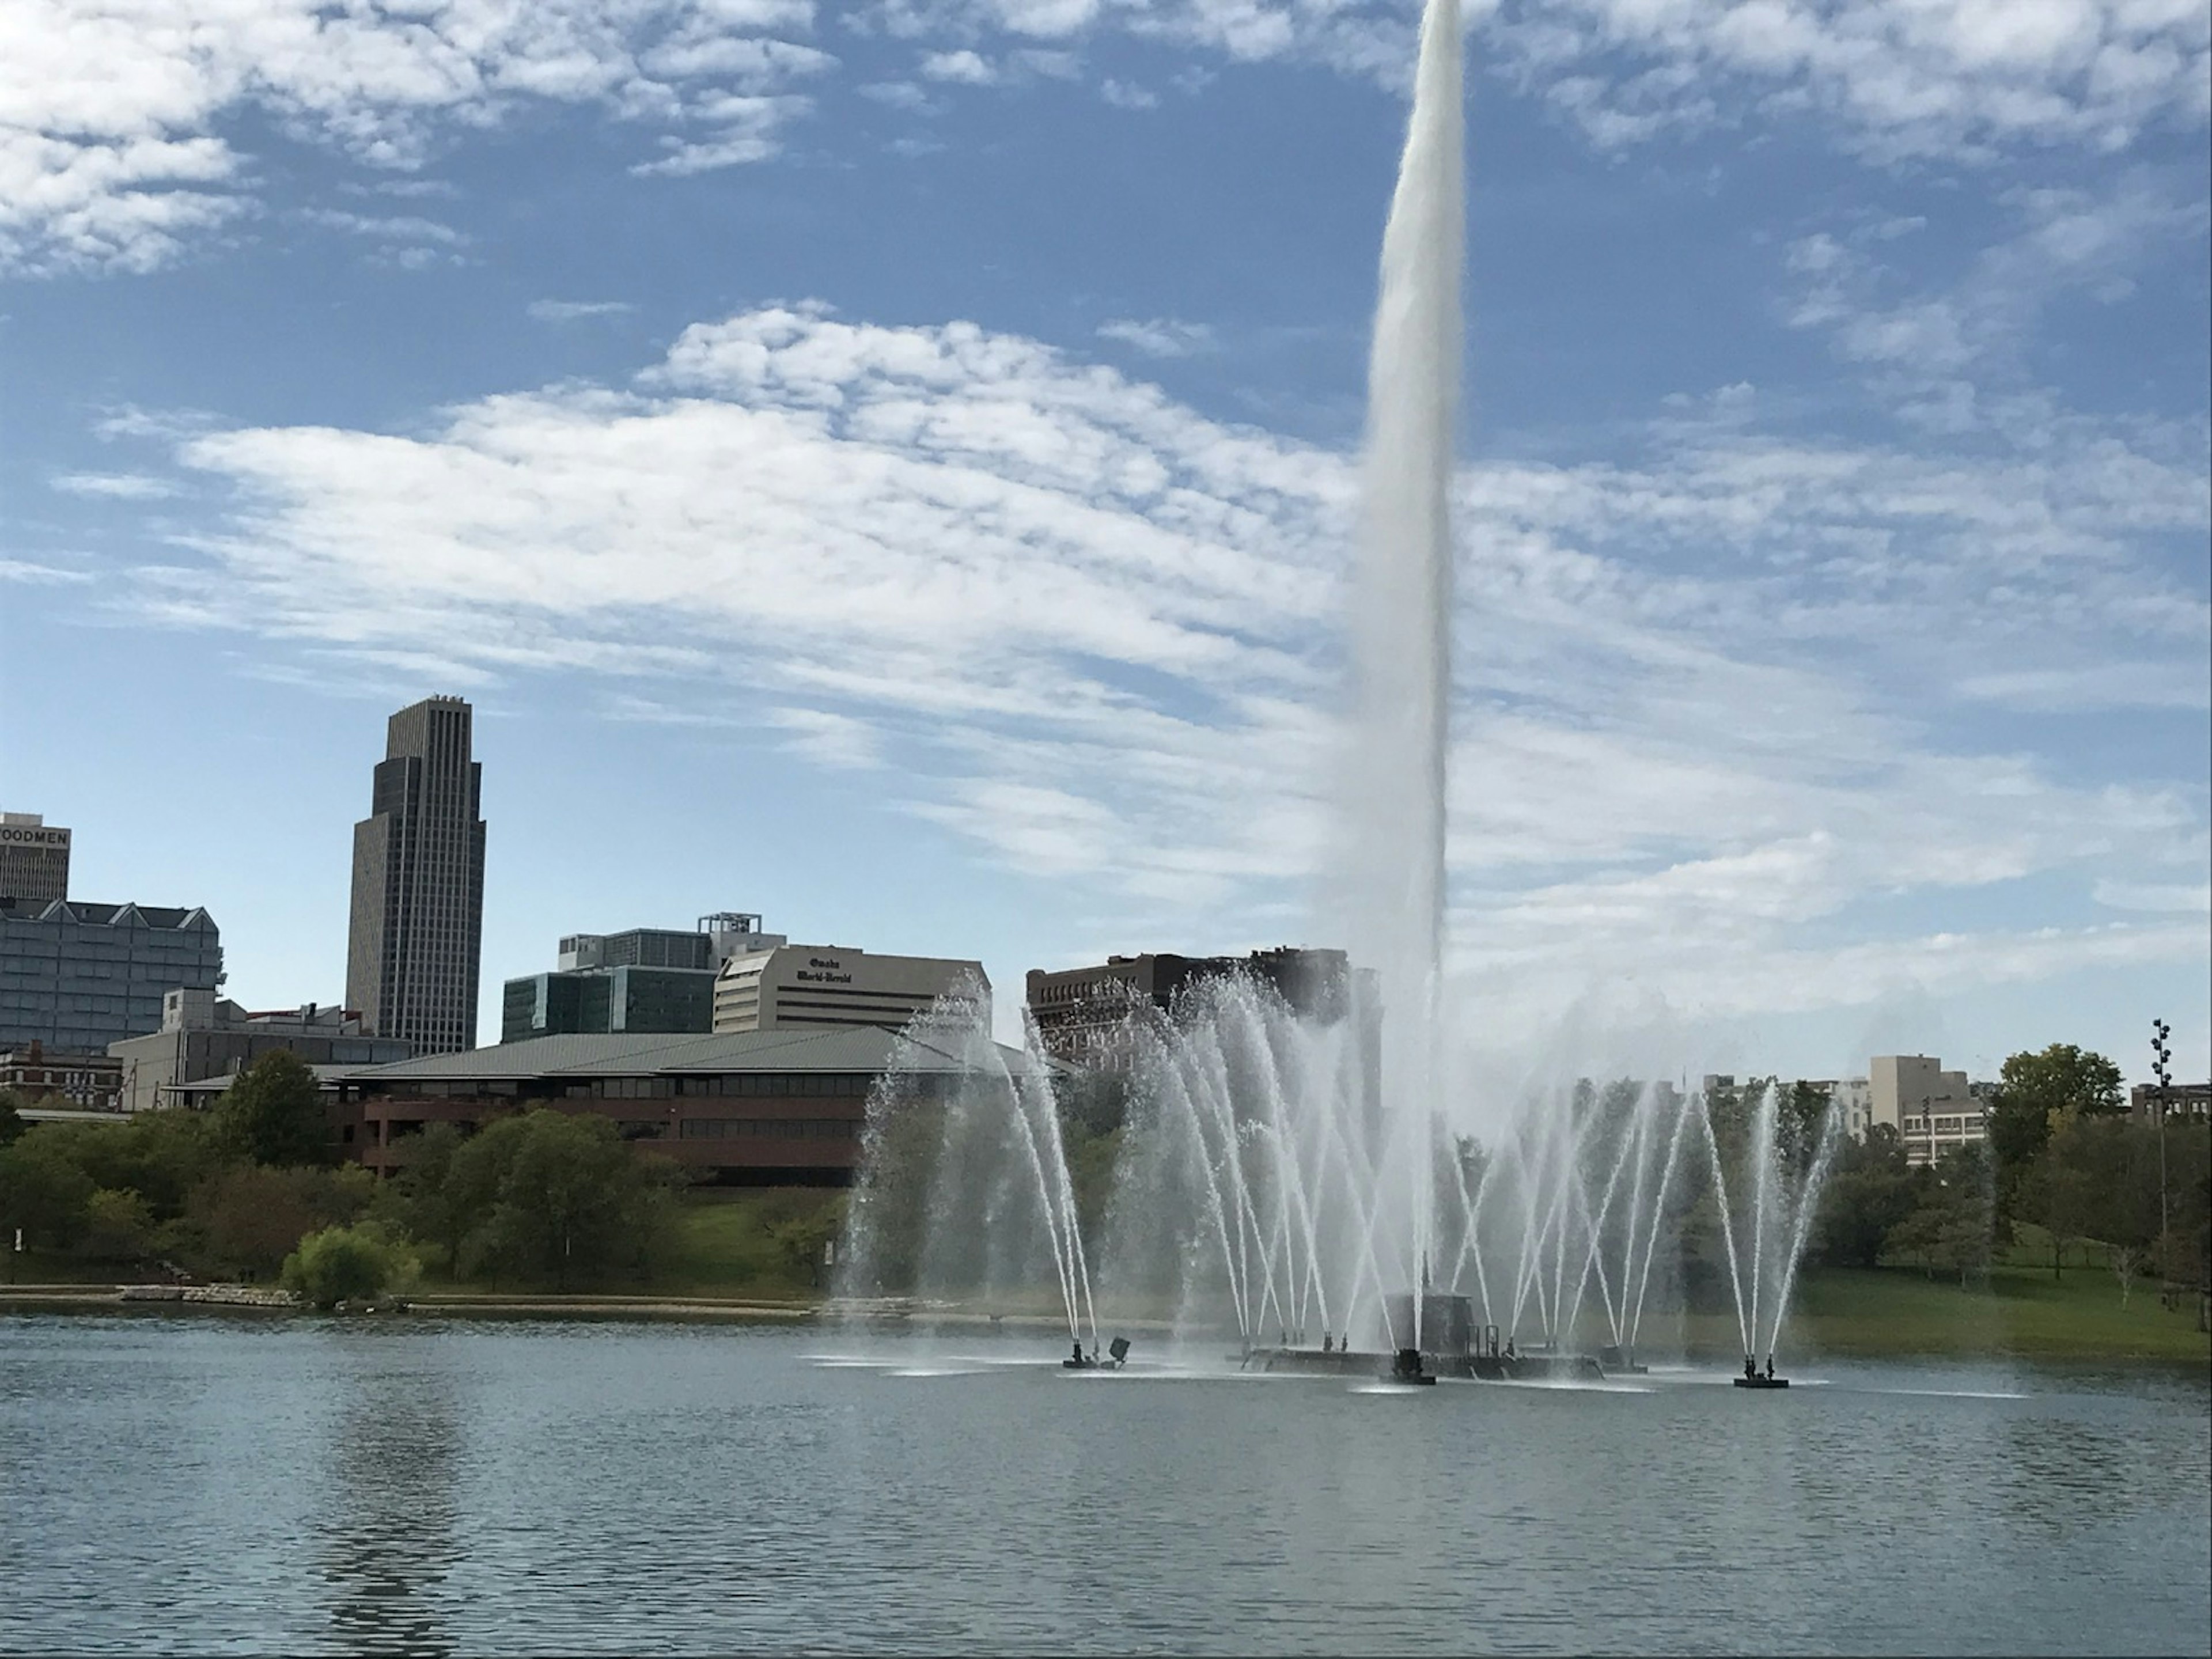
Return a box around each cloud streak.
[88,301,2207,1033]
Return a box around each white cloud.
[2094,878,2212,914]
[51,470,180,499]
[1097,316,1216,357]
[859,79,939,111]
[1099,78,1160,108]
[527,298,635,323]
[0,557,96,584]
[1,0,833,273]
[301,210,466,245]
[88,301,2205,1029]
[919,49,998,83]
[7,1,2206,274]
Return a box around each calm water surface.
[2,1315,2206,1655]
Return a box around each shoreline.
[3,1282,2205,1365]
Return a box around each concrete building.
[1805,1076,1875,1139]
[505,914,786,1043]
[107,987,410,1113]
[2133,1082,2211,1122]
[1026,947,1352,1071]
[713,944,986,1035]
[0,813,70,904]
[0,899,223,1052]
[1872,1054,1983,1166]
[346,696,487,1056]
[1,1041,123,1111]
[339,1026,1035,1184]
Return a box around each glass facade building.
[501,965,717,1043]
[0,900,224,1051]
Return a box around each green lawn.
[1770,1264,2211,1361]
[642,1188,844,1300]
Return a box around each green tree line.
[0,1051,684,1303]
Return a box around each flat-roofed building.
[1027,946,1352,1072]
[505,914,787,1043]
[0,899,222,1052]
[346,696,486,1056]
[712,944,985,1036]
[108,987,410,1113]
[340,1026,1036,1184]
[0,813,70,904]
[1,1041,123,1111]
[1872,1054,1982,1167]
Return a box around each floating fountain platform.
[1597,1344,1649,1376]
[1733,1373,1789,1389]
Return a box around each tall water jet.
[1334,0,1464,1346]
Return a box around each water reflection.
[3,1321,2205,1657]
[314,1323,461,1656]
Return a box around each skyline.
[3,0,2207,1099]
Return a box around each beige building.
[0,812,70,904]
[1872,1054,1983,1166]
[712,944,986,1035]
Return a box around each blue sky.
[2,0,2207,1097]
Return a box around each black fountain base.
[1733,1373,1789,1389]
[1240,1344,1608,1383]
[1596,1344,1650,1375]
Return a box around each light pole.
[2151,1018,2172,1301]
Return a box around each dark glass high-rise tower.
[346,697,486,1055]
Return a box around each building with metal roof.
[340,1025,1051,1184]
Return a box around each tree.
[448,1109,680,1289]
[82,1188,156,1262]
[213,1051,334,1168]
[281,1224,417,1310]
[381,1122,478,1277]
[0,1087,26,1147]
[0,1132,95,1252]
[185,1163,374,1280]
[1813,1127,1921,1269]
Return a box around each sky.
[1,0,2207,1104]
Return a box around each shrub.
[281,1224,417,1310]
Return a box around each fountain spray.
[1342,0,1463,1353]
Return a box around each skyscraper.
[0,812,71,903]
[346,697,486,1055]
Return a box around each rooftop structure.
[0,899,223,1053]
[0,812,70,904]
[108,986,410,1113]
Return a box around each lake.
[2,1315,2206,1654]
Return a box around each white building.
[712,944,987,1035]
[1871,1054,1983,1167]
[1806,1076,1875,1139]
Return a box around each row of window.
[676,1118,861,1141]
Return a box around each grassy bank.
[1668,1264,2211,1363]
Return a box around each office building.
[0,899,224,1052]
[1026,946,1352,1071]
[339,1025,1041,1184]
[346,696,487,1056]
[0,813,71,904]
[2133,1082,2211,1122]
[505,914,786,1043]
[713,943,986,1035]
[1,1041,123,1111]
[108,987,411,1113]
[1871,1054,1983,1166]
[1803,1076,1876,1139]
